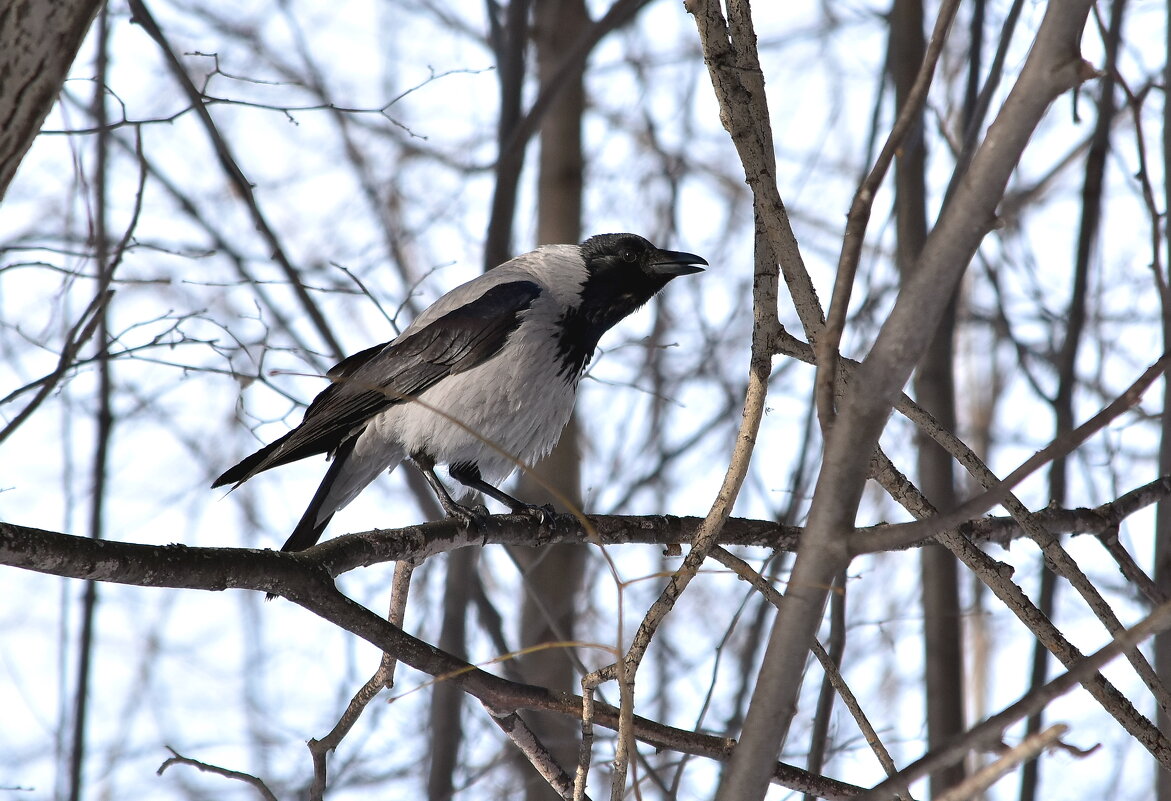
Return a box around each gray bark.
[0,0,103,202]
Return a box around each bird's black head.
[581,232,706,280]
[578,232,706,320]
[555,233,707,377]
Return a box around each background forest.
[2,1,1169,800]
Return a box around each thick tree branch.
[6,486,1171,589]
[0,519,861,799]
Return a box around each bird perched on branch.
[213,233,707,552]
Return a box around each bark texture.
[0,0,103,201]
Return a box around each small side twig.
[0,288,112,446]
[1096,525,1169,605]
[708,547,903,792]
[307,559,418,799]
[380,558,419,684]
[933,725,1069,801]
[157,746,277,801]
[488,707,585,800]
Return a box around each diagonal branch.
[851,354,1170,554]
[718,5,1102,798]
[867,452,1171,772]
[814,0,961,429]
[859,599,1171,800]
[127,0,345,360]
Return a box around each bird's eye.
[620,248,637,263]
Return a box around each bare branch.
[0,520,863,799]
[933,725,1069,801]
[708,546,904,796]
[306,561,415,800]
[127,0,346,359]
[7,487,1171,590]
[851,355,1170,554]
[0,288,112,445]
[814,0,961,429]
[721,5,1103,793]
[860,599,1171,800]
[157,746,278,801]
[488,709,583,800]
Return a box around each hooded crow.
[213,233,707,552]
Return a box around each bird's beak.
[648,248,708,276]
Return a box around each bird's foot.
[509,502,556,525]
[443,500,491,528]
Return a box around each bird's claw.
[444,501,491,528]
[513,503,555,525]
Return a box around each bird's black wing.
[212,280,543,487]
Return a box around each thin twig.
[307,559,418,799]
[157,746,278,801]
[381,559,418,684]
[708,547,903,792]
[1096,525,1168,605]
[933,725,1068,801]
[860,599,1171,800]
[0,288,112,446]
[814,0,961,430]
[488,708,585,800]
[127,0,345,359]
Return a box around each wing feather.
[212,280,542,487]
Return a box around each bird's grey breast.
[369,247,592,479]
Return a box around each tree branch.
[717,5,1100,796]
[7,486,1171,591]
[0,519,862,800]
[860,598,1171,800]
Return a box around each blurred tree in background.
[3,1,1171,800]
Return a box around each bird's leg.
[448,462,555,524]
[411,454,488,526]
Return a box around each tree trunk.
[511,1,590,798]
[1158,9,1171,798]
[0,0,103,201]
[890,0,967,793]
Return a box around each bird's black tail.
[281,502,335,553]
[212,427,323,489]
[278,434,358,552]
[262,437,356,601]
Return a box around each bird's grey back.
[401,244,588,336]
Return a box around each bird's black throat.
[553,268,670,379]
